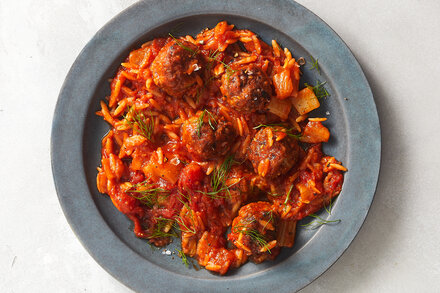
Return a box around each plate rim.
[51,0,381,292]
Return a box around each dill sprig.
[195,87,203,104]
[208,49,236,79]
[195,155,239,199]
[125,107,155,141]
[175,216,196,234]
[209,49,220,60]
[175,198,196,234]
[261,210,275,231]
[148,217,178,239]
[324,198,335,215]
[127,179,169,207]
[253,124,302,139]
[204,49,219,75]
[168,33,198,56]
[243,230,270,253]
[224,63,236,80]
[196,109,217,138]
[197,179,241,199]
[284,184,294,205]
[268,210,274,224]
[211,155,235,194]
[301,195,340,230]
[175,249,190,267]
[305,81,330,99]
[233,221,271,254]
[177,190,191,203]
[308,55,320,74]
[300,213,341,230]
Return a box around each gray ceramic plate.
[51,0,380,292]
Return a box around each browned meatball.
[228,202,279,263]
[248,127,300,178]
[181,111,235,160]
[220,65,272,112]
[150,39,203,97]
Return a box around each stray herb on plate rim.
[301,199,341,230]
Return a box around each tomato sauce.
[96,21,346,274]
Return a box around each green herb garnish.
[261,210,275,231]
[195,155,239,199]
[324,198,335,215]
[195,87,202,104]
[148,217,178,239]
[300,213,341,230]
[197,179,241,199]
[176,249,190,267]
[177,189,191,203]
[301,196,340,230]
[208,49,236,80]
[125,107,155,141]
[127,179,169,207]
[196,109,217,138]
[211,155,235,194]
[284,184,294,205]
[205,49,220,75]
[175,198,196,234]
[253,124,302,139]
[233,221,272,253]
[308,55,320,74]
[209,49,221,60]
[168,33,198,56]
[305,81,330,99]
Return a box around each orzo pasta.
[96,21,345,275]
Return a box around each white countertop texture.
[1,0,439,292]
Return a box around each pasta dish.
[96,21,346,274]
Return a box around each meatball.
[181,111,235,160]
[220,65,272,112]
[150,39,204,97]
[178,163,205,192]
[228,202,279,263]
[248,127,300,178]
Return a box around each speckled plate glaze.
[51,1,380,292]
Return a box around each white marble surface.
[1,0,439,292]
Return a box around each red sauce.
[96,21,346,274]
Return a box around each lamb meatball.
[248,127,300,178]
[228,202,279,263]
[150,39,203,98]
[181,111,235,160]
[220,65,272,112]
[178,163,205,192]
